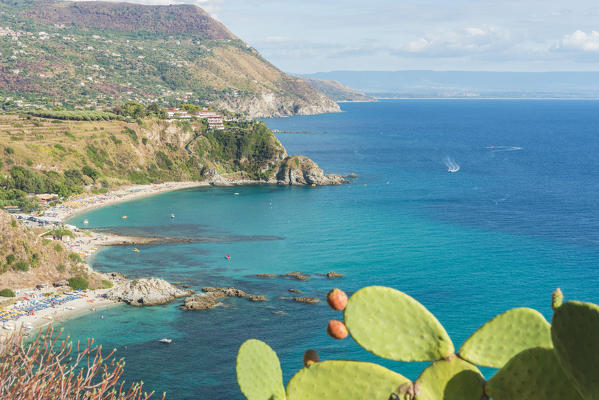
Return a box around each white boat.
[159,338,172,344]
[170,214,175,219]
[83,219,89,225]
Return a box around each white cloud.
[393,26,511,57]
[557,30,599,52]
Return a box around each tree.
[81,165,99,182]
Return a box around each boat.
[83,219,89,225]
[122,216,127,219]
[159,338,172,344]
[234,193,240,196]
[225,254,231,260]
[133,248,140,253]
[170,213,175,219]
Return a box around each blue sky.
[79,0,599,73]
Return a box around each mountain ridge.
[0,0,340,117]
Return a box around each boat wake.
[486,146,523,152]
[444,157,460,173]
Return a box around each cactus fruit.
[552,288,563,311]
[286,360,410,400]
[552,301,599,400]
[303,349,320,367]
[414,356,486,400]
[236,339,285,400]
[458,308,552,368]
[343,286,453,361]
[327,320,348,340]
[327,289,348,311]
[485,347,583,400]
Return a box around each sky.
[77,0,599,73]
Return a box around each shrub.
[5,254,15,265]
[68,252,82,263]
[0,288,15,297]
[56,264,66,273]
[0,327,162,399]
[101,280,114,289]
[5,146,14,155]
[10,219,16,227]
[13,261,29,272]
[68,276,88,290]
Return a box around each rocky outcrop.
[107,278,193,306]
[215,89,341,119]
[285,272,310,281]
[274,156,348,186]
[294,297,320,304]
[256,274,277,278]
[182,287,256,311]
[327,272,344,279]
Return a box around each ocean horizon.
[63,99,599,399]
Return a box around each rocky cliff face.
[273,156,348,186]
[216,89,341,119]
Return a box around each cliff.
[0,1,340,118]
[300,77,376,102]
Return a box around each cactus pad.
[343,286,453,361]
[236,339,285,400]
[486,347,582,400]
[458,308,552,368]
[552,301,599,400]
[414,356,485,400]
[286,360,410,400]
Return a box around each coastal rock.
[107,272,127,283]
[256,273,277,278]
[346,173,358,179]
[182,287,257,310]
[107,278,193,306]
[53,280,69,288]
[327,272,344,279]
[294,297,321,304]
[288,289,302,294]
[275,156,347,186]
[202,287,250,297]
[182,294,224,310]
[285,272,310,281]
[249,296,268,302]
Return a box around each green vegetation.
[0,288,15,297]
[56,264,66,273]
[68,276,89,290]
[43,228,75,240]
[53,243,63,252]
[101,279,114,289]
[68,252,83,264]
[27,110,121,121]
[13,260,29,272]
[237,287,595,400]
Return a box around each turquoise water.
[64,100,599,399]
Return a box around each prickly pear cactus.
[552,301,599,400]
[414,356,486,400]
[286,360,410,400]
[236,339,286,400]
[485,347,583,400]
[458,308,552,368]
[343,286,454,361]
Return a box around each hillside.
[0,0,340,117]
[0,112,345,211]
[0,210,106,292]
[300,77,375,102]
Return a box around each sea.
[63,100,599,399]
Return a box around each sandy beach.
[1,181,211,340]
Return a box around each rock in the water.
[202,287,250,297]
[326,272,344,279]
[256,273,277,278]
[294,297,321,304]
[53,280,69,288]
[285,272,310,281]
[107,278,193,306]
[288,289,302,293]
[275,156,348,186]
[182,287,259,311]
[249,296,268,302]
[182,294,224,310]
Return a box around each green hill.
[0,0,339,117]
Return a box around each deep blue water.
[63,100,599,399]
